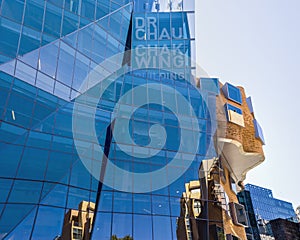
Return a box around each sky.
[195,0,300,208]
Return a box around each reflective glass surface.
[0,1,220,239]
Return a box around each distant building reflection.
[61,201,95,240]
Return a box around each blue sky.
[196,0,300,208]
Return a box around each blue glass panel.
[19,26,41,55]
[39,42,59,77]
[0,54,13,65]
[6,91,35,128]
[96,0,110,19]
[51,135,73,153]
[77,24,94,58]
[0,18,20,58]
[92,212,112,239]
[0,122,27,144]
[153,216,172,240]
[44,2,63,37]
[62,10,79,36]
[98,191,113,212]
[92,25,107,63]
[24,0,44,31]
[33,100,55,127]
[9,180,42,204]
[31,206,64,239]
[1,0,25,23]
[65,0,81,14]
[54,81,71,99]
[15,60,36,85]
[27,131,52,149]
[36,71,55,93]
[165,126,180,151]
[17,147,48,180]
[222,82,242,104]
[152,195,170,216]
[81,0,95,20]
[106,35,120,58]
[170,197,180,216]
[45,151,72,183]
[133,194,151,214]
[47,0,63,8]
[41,183,67,208]
[0,204,35,237]
[70,160,91,189]
[54,112,72,138]
[0,178,13,202]
[113,192,132,213]
[4,206,36,240]
[18,48,39,69]
[56,42,75,86]
[72,51,90,90]
[111,213,132,238]
[133,214,152,239]
[67,187,90,209]
[109,10,122,40]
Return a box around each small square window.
[225,104,244,127]
[222,83,242,104]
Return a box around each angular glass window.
[253,119,265,145]
[246,96,254,113]
[222,82,242,104]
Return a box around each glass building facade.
[0,0,219,239]
[245,184,296,222]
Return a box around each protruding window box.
[253,119,265,145]
[222,83,242,104]
[229,202,249,227]
[225,104,245,127]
